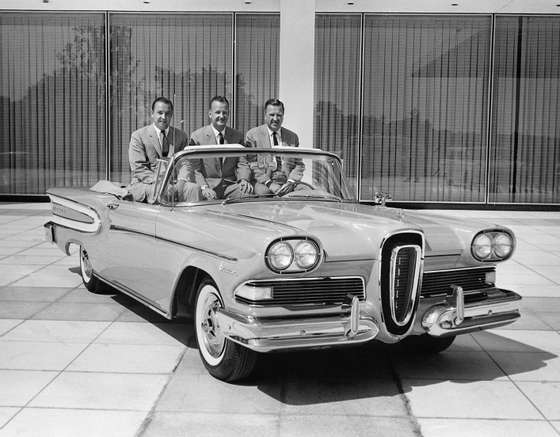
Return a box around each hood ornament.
[374,191,392,206]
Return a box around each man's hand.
[238,179,253,194]
[201,186,217,200]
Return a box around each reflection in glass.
[490,16,560,203]
[314,15,361,194]
[0,13,106,194]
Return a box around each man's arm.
[129,131,154,183]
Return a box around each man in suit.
[245,98,300,195]
[188,96,252,200]
[128,96,200,203]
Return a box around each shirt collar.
[211,125,226,140]
[267,127,281,144]
[153,124,169,136]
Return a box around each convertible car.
[44,146,521,381]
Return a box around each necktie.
[218,132,224,144]
[161,130,169,157]
[272,132,282,170]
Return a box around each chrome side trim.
[109,225,238,262]
[389,244,422,327]
[94,273,171,319]
[47,195,101,233]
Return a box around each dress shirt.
[211,126,226,144]
[267,127,282,147]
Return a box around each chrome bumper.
[421,286,522,336]
[215,298,379,353]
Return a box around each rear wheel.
[79,246,101,293]
[194,279,257,382]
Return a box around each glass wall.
[490,16,560,203]
[0,12,279,193]
[0,13,107,194]
[315,14,560,205]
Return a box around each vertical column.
[279,0,316,148]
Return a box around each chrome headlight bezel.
[471,229,515,262]
[265,238,322,273]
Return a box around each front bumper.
[215,298,379,352]
[421,286,521,336]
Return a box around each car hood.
[185,201,485,261]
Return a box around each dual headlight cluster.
[471,230,514,262]
[265,238,321,273]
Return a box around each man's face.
[151,101,173,131]
[208,101,229,131]
[264,104,284,132]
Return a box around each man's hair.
[151,96,174,112]
[264,98,284,112]
[209,95,229,108]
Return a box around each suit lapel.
[148,127,162,158]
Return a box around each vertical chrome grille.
[380,232,424,336]
[390,245,422,326]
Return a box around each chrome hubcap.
[199,290,225,360]
[80,247,93,282]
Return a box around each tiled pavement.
[0,203,559,437]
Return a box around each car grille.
[237,277,365,306]
[393,247,420,322]
[421,267,494,298]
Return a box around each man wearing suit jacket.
[188,96,252,200]
[128,96,200,203]
[245,98,300,195]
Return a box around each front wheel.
[194,280,257,382]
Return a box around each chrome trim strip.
[94,273,170,319]
[424,265,495,274]
[389,244,422,327]
[47,195,101,233]
[109,225,238,262]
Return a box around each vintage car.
[44,146,521,382]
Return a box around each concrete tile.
[95,321,190,346]
[0,240,39,248]
[2,320,110,343]
[51,255,79,267]
[0,265,42,286]
[539,312,560,330]
[31,302,124,321]
[68,343,184,373]
[497,271,555,288]
[0,286,71,302]
[0,370,58,406]
[393,351,506,381]
[553,422,560,433]
[0,302,50,319]
[473,330,560,353]
[445,333,483,352]
[58,286,118,303]
[513,285,560,298]
[13,266,82,288]
[537,267,560,284]
[0,408,19,428]
[0,319,22,336]
[0,255,63,265]
[30,372,169,410]
[156,373,284,414]
[521,298,560,313]
[418,418,559,437]
[498,311,552,330]
[17,247,63,257]
[489,352,560,381]
[142,412,279,437]
[0,247,25,256]
[402,379,542,419]
[281,376,407,416]
[517,381,560,420]
[0,408,147,437]
[0,341,86,370]
[279,415,418,437]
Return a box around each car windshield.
[161,148,356,205]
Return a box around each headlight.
[266,241,293,271]
[265,238,322,273]
[471,230,514,261]
[294,240,319,269]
